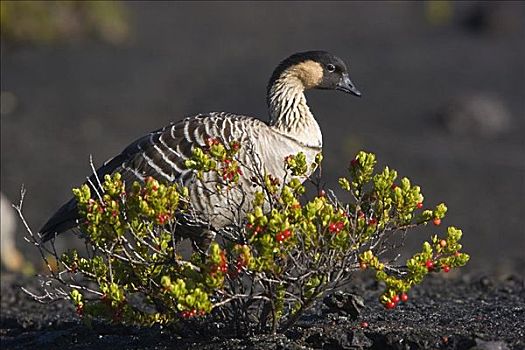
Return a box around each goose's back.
[40,112,319,241]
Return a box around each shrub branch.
[19,143,469,333]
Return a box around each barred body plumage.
[40,51,361,249]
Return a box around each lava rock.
[470,339,510,350]
[323,292,365,319]
[305,328,372,349]
[348,330,373,349]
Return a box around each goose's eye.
[326,64,336,72]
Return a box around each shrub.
[20,142,469,334]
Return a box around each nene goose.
[40,51,361,249]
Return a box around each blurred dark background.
[1,1,524,275]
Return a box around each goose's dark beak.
[336,73,361,97]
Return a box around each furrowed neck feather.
[267,73,322,149]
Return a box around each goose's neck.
[267,77,322,149]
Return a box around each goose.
[40,51,361,249]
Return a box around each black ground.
[1,272,523,350]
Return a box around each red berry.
[358,211,365,219]
[425,260,434,270]
[351,158,358,167]
[368,218,377,226]
[391,184,397,190]
[416,202,423,209]
[360,321,369,328]
[455,251,461,257]
[443,266,451,273]
[319,189,326,197]
[236,256,246,271]
[401,293,408,302]
[439,240,447,247]
[276,229,291,241]
[359,262,367,270]
[392,295,400,303]
[385,301,396,309]
[206,137,220,147]
[433,218,441,226]
[69,264,78,273]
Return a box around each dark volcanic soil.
[2,2,525,274]
[1,272,523,350]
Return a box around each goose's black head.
[268,50,361,97]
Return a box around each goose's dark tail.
[38,150,133,242]
[39,197,81,242]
